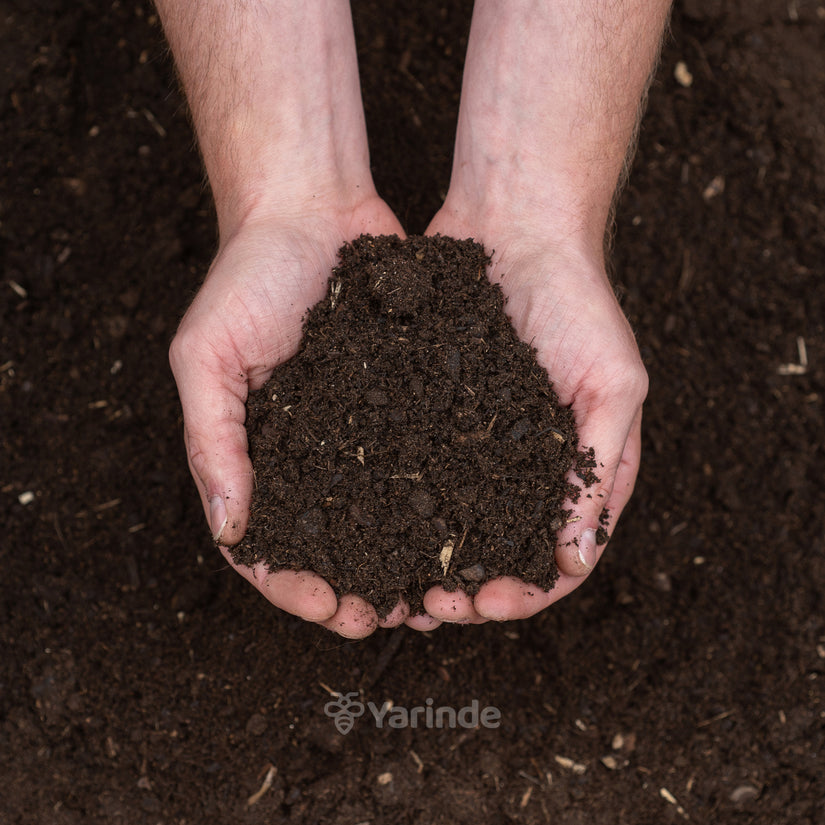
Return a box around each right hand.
[169,196,439,637]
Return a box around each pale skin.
[157,0,672,636]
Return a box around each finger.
[474,575,583,621]
[170,326,253,546]
[423,587,490,624]
[318,594,380,639]
[378,599,410,628]
[555,404,643,577]
[600,407,644,523]
[220,552,338,621]
[405,612,443,631]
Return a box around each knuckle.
[601,351,648,406]
[625,359,649,405]
[186,437,209,483]
[168,324,197,377]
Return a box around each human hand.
[421,214,648,623]
[169,198,442,638]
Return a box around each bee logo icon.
[324,691,365,735]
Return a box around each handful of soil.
[231,235,598,618]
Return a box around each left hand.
[420,214,648,623]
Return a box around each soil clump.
[233,234,598,616]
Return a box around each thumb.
[555,404,643,577]
[170,327,253,547]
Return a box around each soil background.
[1,1,823,823]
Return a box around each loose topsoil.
[2,1,824,824]
[235,234,597,617]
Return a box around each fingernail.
[476,611,507,622]
[577,528,597,572]
[209,495,228,543]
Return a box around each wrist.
[215,154,379,244]
[158,0,376,240]
[433,180,608,275]
[435,0,671,265]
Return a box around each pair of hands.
[169,194,647,637]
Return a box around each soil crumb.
[232,234,598,617]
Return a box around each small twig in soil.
[554,755,587,774]
[696,708,735,728]
[247,764,277,807]
[329,280,342,309]
[659,787,689,819]
[517,770,541,786]
[93,498,121,512]
[536,424,566,443]
[777,336,808,375]
[439,539,454,575]
[142,108,167,138]
[8,280,27,298]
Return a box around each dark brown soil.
[235,234,595,617]
[2,1,824,824]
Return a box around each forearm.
[155,0,374,237]
[445,0,671,255]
